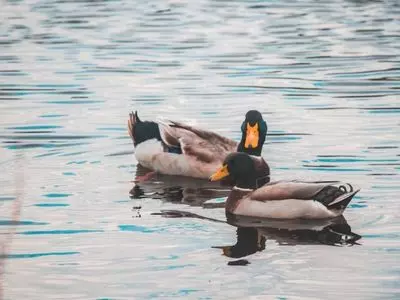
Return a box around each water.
[0,0,399,299]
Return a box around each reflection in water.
[214,227,266,259]
[213,215,362,261]
[151,209,226,224]
[130,164,230,207]
[152,209,362,265]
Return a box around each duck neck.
[237,141,262,156]
[235,176,258,190]
[237,131,266,156]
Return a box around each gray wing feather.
[158,120,237,163]
[168,121,238,152]
[251,181,328,201]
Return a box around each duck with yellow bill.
[128,110,269,180]
[209,152,360,219]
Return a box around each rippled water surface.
[1,0,400,299]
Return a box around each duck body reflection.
[213,214,362,259]
[130,164,231,207]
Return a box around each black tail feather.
[328,191,359,211]
[128,111,162,146]
[135,110,141,123]
[314,185,359,210]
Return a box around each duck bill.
[209,164,230,181]
[244,123,259,148]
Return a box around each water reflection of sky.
[1,0,399,299]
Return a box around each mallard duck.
[127,110,268,179]
[209,152,360,219]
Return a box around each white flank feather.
[134,139,218,178]
[235,198,339,219]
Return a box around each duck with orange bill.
[128,110,269,181]
[210,152,360,219]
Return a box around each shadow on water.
[129,164,230,207]
[153,210,362,266]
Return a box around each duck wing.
[158,120,238,163]
[168,121,238,151]
[250,181,359,209]
[251,181,327,201]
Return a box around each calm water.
[1,0,399,299]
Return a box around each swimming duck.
[127,110,268,179]
[209,152,360,219]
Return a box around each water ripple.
[0,0,399,299]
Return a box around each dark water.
[1,0,399,299]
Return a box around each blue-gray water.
[1,0,399,299]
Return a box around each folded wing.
[251,181,333,201]
[158,120,238,164]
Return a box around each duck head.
[237,110,267,156]
[210,152,260,189]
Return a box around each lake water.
[0,0,399,299]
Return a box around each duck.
[127,110,269,180]
[209,152,360,219]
